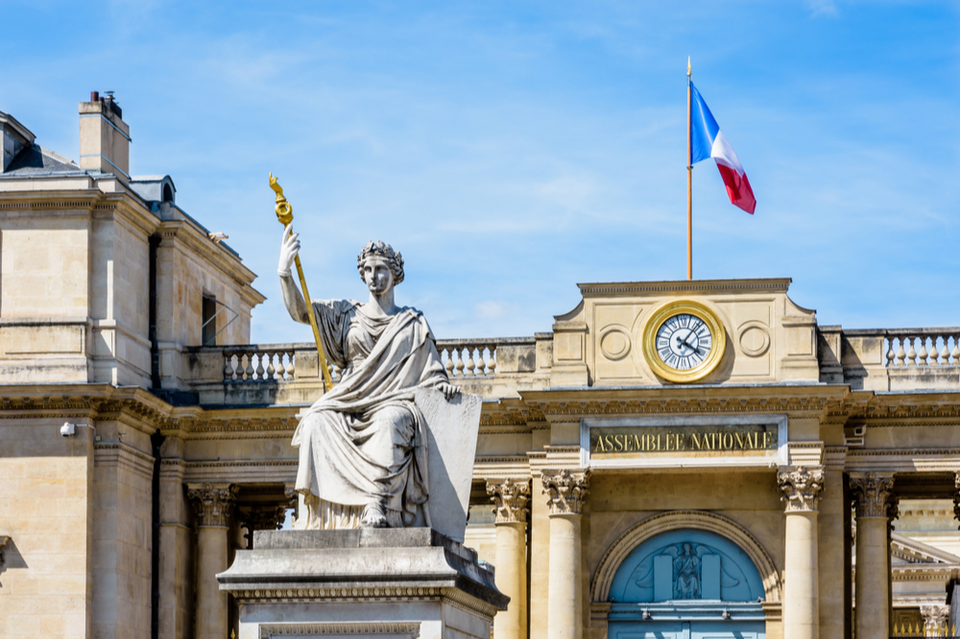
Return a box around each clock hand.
[679,337,706,357]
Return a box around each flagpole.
[686,57,693,280]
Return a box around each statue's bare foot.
[360,502,388,528]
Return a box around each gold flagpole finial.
[687,56,691,77]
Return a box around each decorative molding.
[187,483,238,528]
[778,466,825,512]
[786,441,824,467]
[259,622,420,638]
[93,442,156,479]
[850,472,896,518]
[473,456,530,482]
[486,478,530,524]
[541,469,590,516]
[590,510,782,604]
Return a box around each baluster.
[255,352,266,379]
[243,353,255,380]
[906,336,918,366]
[275,351,287,380]
[454,347,465,377]
[488,344,498,375]
[952,335,960,365]
[265,350,276,379]
[940,336,951,366]
[886,338,896,367]
[475,346,487,376]
[286,350,296,379]
[444,347,455,378]
[223,350,233,381]
[464,347,476,376]
[895,336,907,366]
[918,337,929,366]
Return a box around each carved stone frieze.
[187,483,238,528]
[541,469,590,516]
[849,472,896,519]
[486,479,530,524]
[777,466,825,512]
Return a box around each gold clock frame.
[641,299,727,383]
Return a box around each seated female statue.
[278,226,459,529]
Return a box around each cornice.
[576,278,792,298]
[157,219,261,295]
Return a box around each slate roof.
[1,143,85,177]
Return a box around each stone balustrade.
[822,327,960,392]
[185,337,544,405]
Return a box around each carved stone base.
[218,528,509,639]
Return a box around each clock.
[641,300,726,383]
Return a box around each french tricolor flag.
[690,82,756,214]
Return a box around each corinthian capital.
[849,472,896,519]
[187,483,238,528]
[487,479,531,524]
[541,469,590,516]
[778,466,825,512]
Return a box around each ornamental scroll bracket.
[777,466,825,512]
[487,478,531,524]
[541,469,591,516]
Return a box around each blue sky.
[2,1,958,343]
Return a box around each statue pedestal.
[218,528,509,639]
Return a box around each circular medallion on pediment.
[600,326,632,361]
[737,322,770,357]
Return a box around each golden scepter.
[269,174,333,392]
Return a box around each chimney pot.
[90,91,99,102]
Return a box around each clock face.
[641,300,726,383]
[655,313,713,370]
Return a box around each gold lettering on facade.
[590,424,779,456]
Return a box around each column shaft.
[547,514,581,639]
[855,517,889,638]
[494,522,527,639]
[778,466,824,640]
[196,525,230,639]
[783,510,819,638]
[850,472,895,640]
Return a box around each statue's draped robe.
[292,299,447,529]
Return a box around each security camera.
[60,422,76,437]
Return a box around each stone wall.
[0,418,94,638]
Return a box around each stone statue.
[673,542,702,599]
[279,226,459,529]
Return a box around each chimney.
[0,110,35,173]
[79,90,131,180]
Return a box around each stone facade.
[2,96,960,639]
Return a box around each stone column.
[778,466,824,639]
[188,483,237,640]
[541,470,590,639]
[850,472,896,639]
[487,479,530,639]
